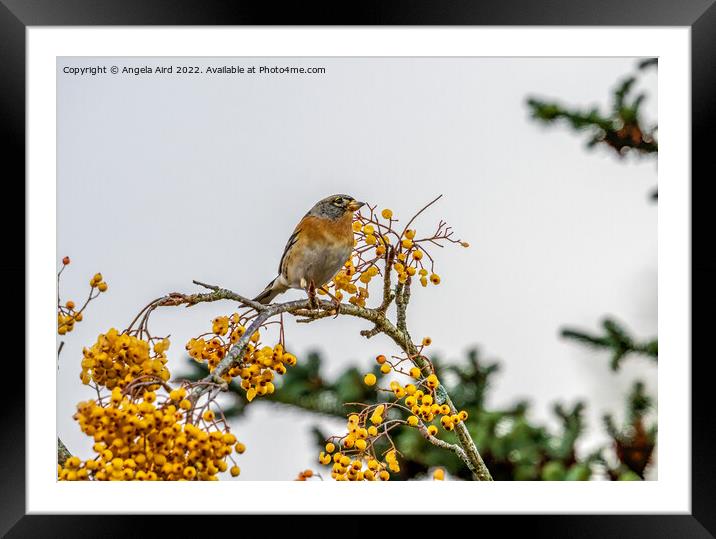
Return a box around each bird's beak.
[348,200,365,211]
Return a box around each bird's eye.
[333,197,343,205]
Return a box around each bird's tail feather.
[253,276,287,305]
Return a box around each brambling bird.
[253,194,365,305]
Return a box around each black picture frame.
[6,1,713,536]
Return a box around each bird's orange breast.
[298,211,354,249]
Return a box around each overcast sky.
[57,57,657,480]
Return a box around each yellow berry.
[430,273,441,285]
[422,337,432,347]
[222,433,237,445]
[230,466,241,477]
[407,416,419,427]
[380,364,391,374]
[433,468,445,480]
[282,353,297,366]
[381,209,393,219]
[363,373,377,386]
[427,425,438,436]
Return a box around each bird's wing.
[278,228,301,277]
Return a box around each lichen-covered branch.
[418,424,474,475]
[58,437,72,466]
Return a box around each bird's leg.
[307,280,318,310]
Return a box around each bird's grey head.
[309,194,365,220]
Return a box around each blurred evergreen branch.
[561,317,657,371]
[527,60,657,156]
[529,58,658,481]
[637,58,658,70]
[602,381,657,480]
[526,59,658,198]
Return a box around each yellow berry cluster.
[322,205,466,307]
[59,385,245,481]
[382,365,468,434]
[318,411,401,481]
[323,258,370,307]
[186,314,297,402]
[57,257,108,335]
[57,300,83,336]
[318,352,469,481]
[80,328,170,390]
[90,272,109,292]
